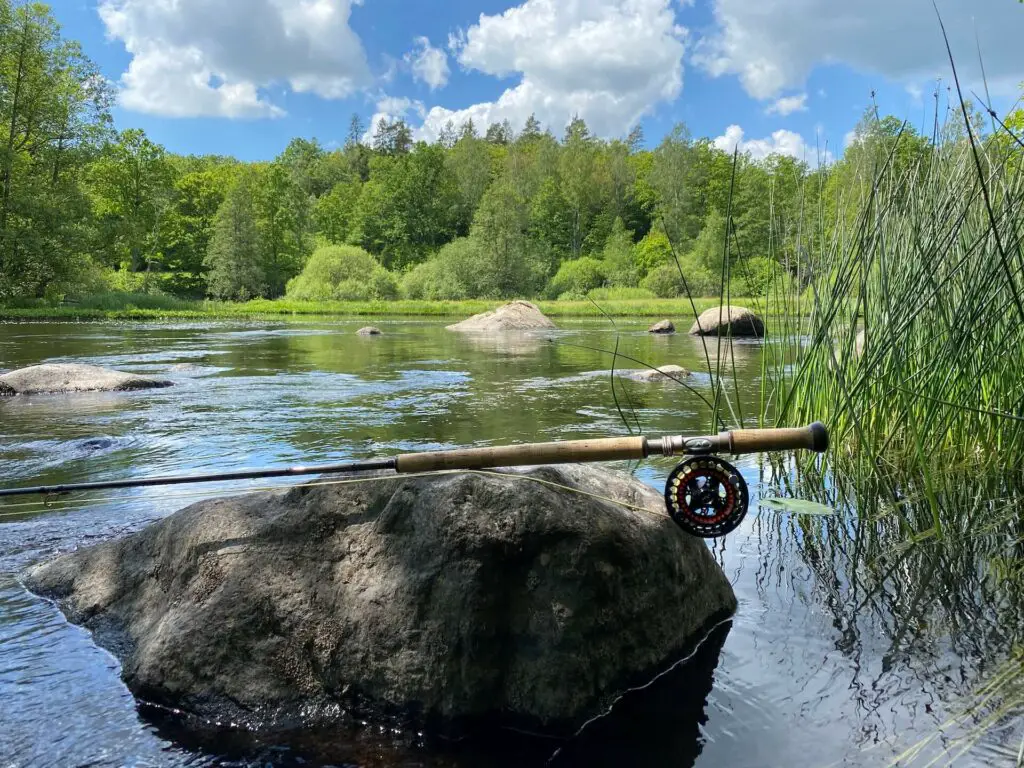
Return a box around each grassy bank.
[0,294,774,321]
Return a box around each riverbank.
[0,295,785,321]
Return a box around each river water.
[0,318,1019,767]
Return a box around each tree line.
[0,1,1007,305]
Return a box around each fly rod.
[0,422,829,538]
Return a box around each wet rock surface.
[24,464,736,737]
[0,364,172,395]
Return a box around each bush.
[286,245,399,301]
[734,256,786,297]
[642,256,720,298]
[632,231,673,278]
[547,257,606,299]
[602,220,639,287]
[400,239,483,300]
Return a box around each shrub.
[400,239,483,300]
[546,257,606,299]
[286,245,398,301]
[642,256,720,298]
[602,220,639,287]
[734,256,786,297]
[632,231,673,278]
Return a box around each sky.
[54,0,1024,163]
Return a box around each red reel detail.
[664,456,749,538]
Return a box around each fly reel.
[664,456,749,538]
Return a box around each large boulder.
[447,301,556,332]
[0,363,172,395]
[689,306,765,338]
[648,320,675,335]
[24,464,735,737]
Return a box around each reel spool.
[664,456,749,538]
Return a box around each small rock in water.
[689,306,765,338]
[0,364,172,395]
[619,364,690,383]
[447,301,556,332]
[79,437,116,451]
[0,380,14,397]
[648,320,676,334]
[24,464,735,739]
[356,326,383,336]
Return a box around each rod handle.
[395,436,647,474]
[728,422,829,454]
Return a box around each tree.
[314,179,362,244]
[447,132,494,235]
[159,168,230,296]
[348,143,461,269]
[372,118,412,156]
[88,128,175,272]
[0,0,113,298]
[205,169,263,300]
[253,160,312,296]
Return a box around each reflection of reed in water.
[754,461,1023,764]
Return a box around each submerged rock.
[618,364,691,383]
[0,364,172,395]
[447,301,556,332]
[688,306,765,338]
[356,326,383,336]
[648,320,676,334]
[24,464,735,737]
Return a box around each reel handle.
[727,422,829,455]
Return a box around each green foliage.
[286,244,398,301]
[400,238,484,300]
[632,231,673,277]
[204,169,264,300]
[547,257,606,298]
[88,128,175,272]
[587,286,655,301]
[641,263,684,298]
[348,144,461,269]
[601,218,639,287]
[0,0,114,299]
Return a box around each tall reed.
[759,108,1024,487]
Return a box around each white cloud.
[694,0,1024,100]
[765,93,807,116]
[98,0,371,118]
[405,37,450,90]
[714,124,832,164]
[417,0,687,140]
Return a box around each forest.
[0,0,1014,309]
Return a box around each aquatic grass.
[762,107,1024,483]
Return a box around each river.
[0,318,1019,767]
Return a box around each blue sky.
[55,0,1024,162]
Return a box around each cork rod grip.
[728,422,829,454]
[395,436,647,474]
